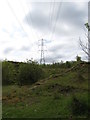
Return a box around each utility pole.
[39,38,46,64]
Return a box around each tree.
[85,23,90,31]
[76,55,81,62]
[79,23,90,60]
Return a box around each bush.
[2,60,45,86]
[65,61,71,68]
[18,63,44,85]
[2,61,16,85]
[71,97,88,116]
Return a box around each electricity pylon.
[38,38,46,64]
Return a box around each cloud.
[3,47,14,54]
[24,2,88,37]
[45,54,64,63]
[20,46,30,51]
[24,4,49,32]
[0,1,88,63]
[59,2,87,26]
[48,43,67,53]
[44,35,83,63]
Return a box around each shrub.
[65,61,71,68]
[18,63,44,85]
[2,61,16,85]
[71,97,88,116]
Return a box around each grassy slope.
[2,62,89,118]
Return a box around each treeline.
[2,60,44,86]
[2,56,83,86]
[45,61,76,69]
[41,56,82,69]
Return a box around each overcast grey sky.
[0,0,88,63]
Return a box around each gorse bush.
[18,63,44,85]
[2,59,85,86]
[2,61,17,85]
[2,61,44,85]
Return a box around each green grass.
[3,91,88,118]
[3,94,72,118]
[2,63,89,118]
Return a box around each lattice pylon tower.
[39,38,46,64]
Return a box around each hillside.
[2,61,89,118]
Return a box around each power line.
[50,1,62,40]
[38,2,53,40]
[40,2,52,39]
[19,0,38,40]
[25,2,41,40]
[49,0,56,40]
[7,0,29,38]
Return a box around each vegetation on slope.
[2,59,89,118]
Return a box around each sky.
[0,0,88,63]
